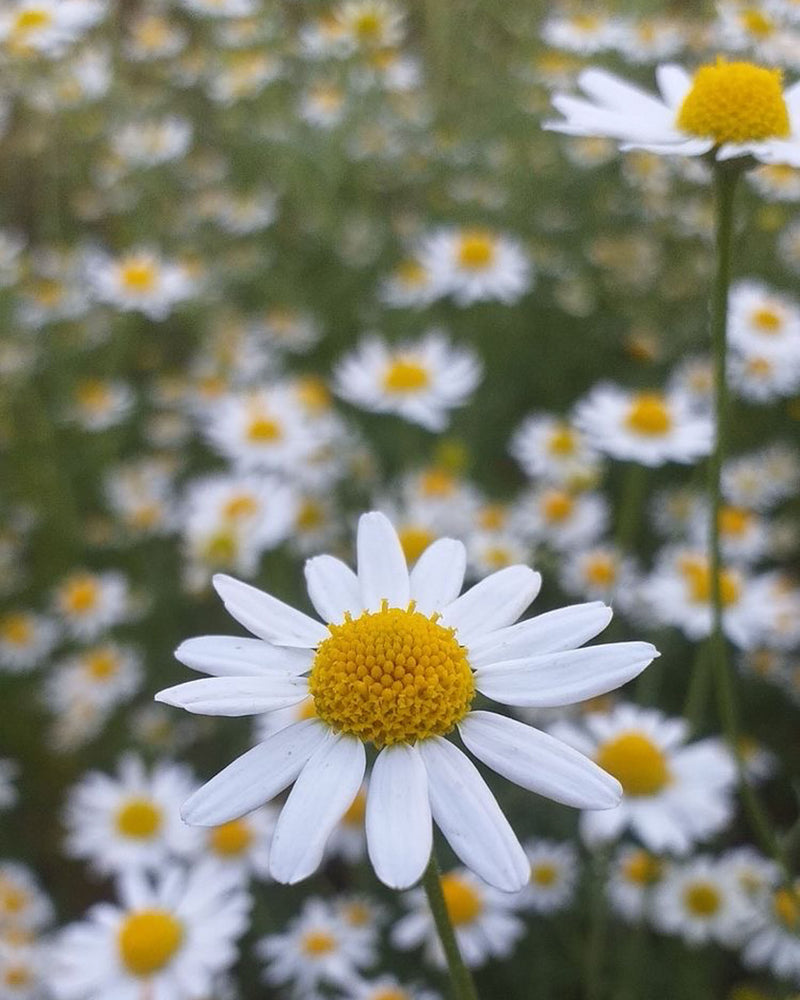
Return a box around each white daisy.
[547,59,800,167]
[68,377,135,432]
[0,610,59,674]
[333,332,482,431]
[44,643,143,717]
[87,248,196,320]
[53,569,130,641]
[156,511,657,892]
[345,976,441,1000]
[521,839,579,914]
[0,939,48,1000]
[652,855,752,947]
[573,383,713,467]
[63,755,202,876]
[49,861,251,1000]
[607,845,669,922]
[509,414,604,489]
[200,806,277,883]
[551,704,736,854]
[391,867,525,968]
[512,486,609,552]
[728,279,800,357]
[743,878,800,983]
[0,864,53,935]
[417,227,532,306]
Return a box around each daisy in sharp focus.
[156,511,658,892]
[547,57,800,167]
[332,332,482,432]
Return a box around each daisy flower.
[67,377,135,432]
[550,703,736,853]
[0,939,49,1000]
[728,279,800,356]
[391,867,525,968]
[53,569,130,641]
[333,332,482,432]
[200,806,277,882]
[652,855,752,947]
[63,755,202,876]
[512,486,608,552]
[521,839,579,914]
[87,248,196,320]
[379,257,439,309]
[49,862,250,1000]
[44,643,143,717]
[607,845,668,922]
[573,384,713,467]
[509,414,603,489]
[0,610,59,674]
[0,864,53,935]
[743,878,800,983]
[547,59,800,167]
[156,511,657,892]
[346,977,441,1000]
[417,226,532,306]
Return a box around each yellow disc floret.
[382,358,430,393]
[309,601,474,747]
[116,798,162,839]
[625,393,672,436]
[441,873,483,925]
[209,818,253,857]
[774,885,800,930]
[457,231,496,270]
[676,60,790,145]
[596,731,671,796]
[683,881,721,917]
[118,909,183,976]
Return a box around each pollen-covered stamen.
[596,731,671,796]
[309,600,474,746]
[382,358,430,393]
[676,60,791,145]
[625,392,672,436]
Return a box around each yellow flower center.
[548,425,576,455]
[116,798,163,839]
[342,901,371,926]
[4,965,31,988]
[398,526,434,565]
[13,9,52,33]
[209,818,253,856]
[625,393,672,436]
[0,613,32,646]
[341,788,367,827]
[297,376,331,413]
[774,886,800,930]
[683,881,721,917]
[596,732,671,796]
[719,506,752,538]
[531,863,558,887]
[302,931,336,956]
[1,889,26,915]
[118,910,183,976]
[354,11,382,39]
[61,576,99,615]
[478,504,506,531]
[309,601,474,747]
[752,306,783,332]
[585,553,617,587]
[203,530,238,566]
[441,874,483,925]
[420,469,455,497]
[676,60,790,145]
[246,415,283,442]
[374,991,410,1000]
[382,358,430,394]
[76,380,111,412]
[483,545,513,569]
[120,260,157,293]
[680,559,741,606]
[622,849,663,885]
[739,8,774,37]
[222,493,260,520]
[457,231,496,270]
[542,490,574,523]
[396,259,427,286]
[296,499,324,531]
[84,648,119,680]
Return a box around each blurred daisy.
[652,855,751,947]
[64,755,201,876]
[88,248,196,320]
[111,116,193,169]
[157,511,656,891]
[44,643,143,717]
[53,569,130,641]
[67,377,135,432]
[0,610,58,674]
[0,939,49,999]
[201,806,277,882]
[179,0,256,17]
[0,864,53,935]
[541,12,623,55]
[334,0,406,50]
[547,60,800,167]
[551,703,736,853]
[573,384,713,466]
[559,545,638,604]
[125,12,187,61]
[418,226,532,306]
[729,348,800,402]
[0,0,101,57]
[379,257,439,309]
[333,332,482,431]
[521,839,579,914]
[607,845,668,922]
[346,977,441,1000]
[50,862,250,1000]
[391,867,525,968]
[256,897,376,996]
[749,162,800,200]
[743,879,800,982]
[510,414,603,488]
[729,280,800,356]
[688,502,768,564]
[513,486,608,552]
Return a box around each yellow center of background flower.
[14,9,51,33]
[719,506,752,537]
[441,874,483,925]
[585,554,617,587]
[752,306,783,332]
[774,886,800,930]
[246,415,283,442]
[382,359,430,393]
[4,966,31,988]
[209,818,253,856]
[118,909,183,976]
[309,602,474,746]
[85,648,118,680]
[623,850,663,885]
[398,525,433,564]
[120,261,157,292]
[683,882,721,917]
[676,61,790,145]
[222,493,260,520]
[0,614,32,646]
[62,577,99,614]
[397,259,427,286]
[531,863,558,887]
[681,560,740,606]
[302,931,336,956]
[374,990,410,1000]
[116,798,162,839]
[542,490,574,523]
[625,393,672,436]
[596,732,670,796]
[548,426,576,455]
[457,232,496,270]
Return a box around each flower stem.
[421,854,480,1000]
[707,163,787,871]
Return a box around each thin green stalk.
[421,854,480,1000]
[614,462,648,553]
[584,847,610,1000]
[707,163,788,871]
[683,643,711,735]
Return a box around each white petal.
[304,555,361,624]
[579,68,671,117]
[213,574,328,648]
[474,642,658,707]
[174,635,312,676]
[459,711,620,810]
[366,744,432,889]
[656,63,692,109]
[409,538,467,615]
[440,566,541,643]
[468,602,613,668]
[155,675,309,716]
[270,734,366,884]
[357,511,410,611]
[181,720,328,825]
[418,736,529,892]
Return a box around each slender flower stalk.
[421,853,481,1000]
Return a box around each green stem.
[585,847,610,1000]
[683,643,711,734]
[421,854,480,1000]
[707,163,788,872]
[614,462,648,552]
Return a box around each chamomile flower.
[333,332,482,431]
[44,643,143,717]
[0,611,58,674]
[688,502,768,563]
[729,348,800,401]
[749,161,800,199]
[509,414,603,489]
[417,226,532,306]
[513,486,608,552]
[63,755,201,876]
[547,59,800,167]
[541,12,623,55]
[201,806,277,882]
[607,845,668,922]
[551,704,736,853]
[559,545,638,605]
[728,280,800,356]
[743,879,800,983]
[334,0,406,50]
[256,897,376,996]
[346,977,441,1000]
[88,248,196,320]
[0,1,101,58]
[53,569,130,641]
[156,511,657,892]
[521,839,579,914]
[49,861,251,1000]
[391,868,525,968]
[379,257,439,309]
[0,939,48,1000]
[0,864,53,935]
[111,116,193,169]
[652,855,752,947]
[573,384,713,466]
